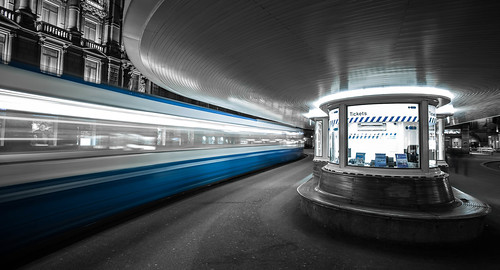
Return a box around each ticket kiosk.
[299,87,490,243]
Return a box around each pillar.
[103,0,122,58]
[461,124,470,154]
[437,117,445,160]
[16,0,31,10]
[67,0,82,44]
[314,117,329,160]
[312,117,329,179]
[436,114,451,172]
[16,0,36,29]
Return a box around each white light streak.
[436,104,455,115]
[0,89,298,136]
[228,97,283,121]
[303,108,328,119]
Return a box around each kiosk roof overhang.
[311,86,453,116]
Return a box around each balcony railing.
[36,21,71,40]
[82,39,105,53]
[0,6,16,21]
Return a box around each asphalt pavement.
[18,150,500,269]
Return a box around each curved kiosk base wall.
[312,158,329,180]
[298,167,490,244]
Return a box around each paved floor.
[18,151,500,269]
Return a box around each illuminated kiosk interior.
[298,87,490,243]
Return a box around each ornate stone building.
[0,0,163,94]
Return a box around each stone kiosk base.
[313,159,328,179]
[298,166,491,244]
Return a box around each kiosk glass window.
[329,108,339,164]
[428,105,437,168]
[315,120,323,157]
[347,104,420,168]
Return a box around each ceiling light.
[313,86,454,108]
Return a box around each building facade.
[0,0,165,94]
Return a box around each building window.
[0,111,5,147]
[42,1,59,25]
[0,32,8,63]
[347,103,420,168]
[150,83,162,96]
[40,45,62,75]
[84,58,101,83]
[108,64,119,86]
[83,20,97,42]
[0,0,14,9]
[129,73,139,90]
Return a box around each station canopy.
[123,0,500,129]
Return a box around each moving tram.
[0,65,304,254]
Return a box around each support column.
[104,0,122,58]
[437,118,445,161]
[338,104,347,168]
[420,100,430,173]
[436,114,451,172]
[67,1,79,31]
[313,117,329,159]
[461,124,470,154]
[313,117,329,179]
[67,0,82,44]
[16,0,36,29]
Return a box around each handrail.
[36,21,71,40]
[0,6,16,21]
[82,38,105,53]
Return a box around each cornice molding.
[81,0,107,19]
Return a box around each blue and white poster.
[395,154,408,168]
[355,152,365,166]
[374,153,386,167]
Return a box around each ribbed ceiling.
[123,0,500,129]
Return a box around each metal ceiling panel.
[123,0,500,129]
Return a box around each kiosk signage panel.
[329,108,339,164]
[315,120,323,157]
